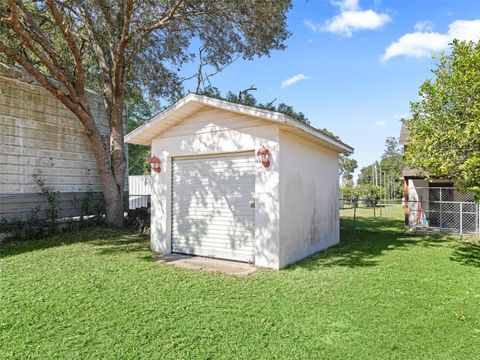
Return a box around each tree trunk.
[84,115,125,227]
[103,185,125,226]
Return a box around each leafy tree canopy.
[404,40,480,200]
[197,85,309,124]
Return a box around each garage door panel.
[171,153,255,262]
[172,227,255,238]
[171,247,253,262]
[173,238,254,250]
[172,200,255,208]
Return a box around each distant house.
[0,63,127,221]
[126,93,353,269]
[400,123,477,234]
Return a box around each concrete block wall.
[0,64,127,221]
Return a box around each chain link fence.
[340,198,404,231]
[340,187,480,236]
[407,187,479,235]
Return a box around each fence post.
[460,202,463,235]
[373,199,376,219]
[439,203,443,230]
[478,204,480,238]
[353,202,357,230]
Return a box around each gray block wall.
[0,63,128,221]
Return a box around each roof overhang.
[125,93,353,154]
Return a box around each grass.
[1,224,480,359]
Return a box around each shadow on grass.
[90,233,152,261]
[288,220,448,270]
[0,227,148,259]
[450,241,480,267]
[340,217,405,233]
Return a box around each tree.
[380,136,404,177]
[405,41,480,200]
[0,0,291,225]
[319,128,357,182]
[340,155,357,183]
[357,137,404,199]
[196,86,310,124]
[127,94,156,175]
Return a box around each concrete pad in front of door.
[154,254,257,276]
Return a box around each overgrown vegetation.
[0,176,104,241]
[1,226,479,359]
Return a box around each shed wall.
[279,130,340,267]
[150,108,281,269]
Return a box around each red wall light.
[257,146,271,168]
[149,156,161,173]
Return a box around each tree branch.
[8,0,77,100]
[131,0,184,36]
[113,0,134,100]
[45,0,85,97]
[79,3,113,112]
[0,39,98,138]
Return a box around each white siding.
[279,130,340,267]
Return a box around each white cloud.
[305,0,390,37]
[281,74,311,89]
[414,20,435,32]
[325,10,391,37]
[375,120,386,127]
[382,19,480,61]
[331,0,359,12]
[303,20,321,32]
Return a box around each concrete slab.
[154,253,257,276]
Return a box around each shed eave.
[125,93,354,153]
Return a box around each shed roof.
[125,93,353,153]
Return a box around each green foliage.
[405,40,480,200]
[34,174,59,226]
[340,155,358,181]
[2,227,480,358]
[357,137,404,198]
[341,184,380,205]
[0,207,44,239]
[127,96,157,175]
[197,86,310,124]
[0,177,105,240]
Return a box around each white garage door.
[171,152,255,262]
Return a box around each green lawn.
[1,224,480,359]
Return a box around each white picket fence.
[128,176,151,209]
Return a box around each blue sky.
[181,0,480,175]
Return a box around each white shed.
[126,94,353,269]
